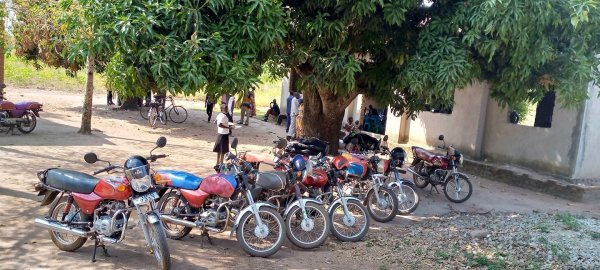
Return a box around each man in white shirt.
[227,95,235,120]
[213,104,232,166]
[287,92,300,140]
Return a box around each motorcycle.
[379,147,420,215]
[156,138,286,257]
[0,97,43,134]
[407,135,473,203]
[34,137,171,269]
[262,154,332,249]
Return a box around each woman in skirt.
[214,104,232,166]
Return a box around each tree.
[81,0,286,102]
[278,0,600,153]
[0,2,7,100]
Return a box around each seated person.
[263,99,281,121]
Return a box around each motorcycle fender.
[147,212,160,224]
[410,158,420,166]
[32,110,41,117]
[283,198,323,219]
[328,197,362,216]
[230,202,278,236]
[39,190,60,206]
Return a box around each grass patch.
[415,247,424,256]
[556,212,582,230]
[365,239,374,248]
[535,223,550,233]
[465,252,506,270]
[590,231,600,240]
[378,265,389,270]
[549,243,569,262]
[5,55,107,92]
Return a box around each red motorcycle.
[407,135,473,203]
[0,97,43,134]
[34,137,171,269]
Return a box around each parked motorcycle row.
[32,134,472,269]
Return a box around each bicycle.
[141,96,188,125]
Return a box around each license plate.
[133,192,159,205]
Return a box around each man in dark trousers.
[263,99,281,121]
[213,104,232,167]
[286,91,294,133]
[205,94,215,122]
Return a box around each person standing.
[213,104,232,166]
[205,94,215,122]
[227,94,235,122]
[296,101,305,138]
[238,92,252,125]
[107,90,114,105]
[287,92,300,140]
[286,91,294,133]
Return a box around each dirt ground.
[0,88,598,270]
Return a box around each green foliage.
[556,212,582,230]
[590,231,600,239]
[78,0,286,98]
[535,223,551,233]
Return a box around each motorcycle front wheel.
[17,111,37,134]
[329,199,369,242]
[236,206,285,257]
[285,202,331,249]
[389,183,419,215]
[146,221,171,270]
[444,174,473,203]
[365,186,398,223]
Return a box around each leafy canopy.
[79,0,286,98]
[279,0,600,116]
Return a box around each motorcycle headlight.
[125,165,152,192]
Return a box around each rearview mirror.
[438,135,445,141]
[84,152,98,164]
[156,137,167,148]
[231,137,238,149]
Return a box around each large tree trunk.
[302,86,358,154]
[79,55,94,134]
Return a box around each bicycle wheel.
[149,106,158,128]
[169,106,188,123]
[159,108,167,125]
[140,105,151,120]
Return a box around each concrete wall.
[481,97,580,177]
[572,83,600,179]
[405,82,490,157]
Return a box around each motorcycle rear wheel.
[48,197,89,251]
[412,161,429,188]
[17,111,37,134]
[285,202,330,249]
[157,193,193,240]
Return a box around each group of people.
[204,92,256,125]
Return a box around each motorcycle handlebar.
[146,154,168,162]
[93,165,121,176]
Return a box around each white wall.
[572,83,600,179]
[406,82,490,157]
[482,97,580,176]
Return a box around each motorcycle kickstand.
[91,237,110,263]
[199,229,214,248]
[429,185,440,194]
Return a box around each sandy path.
[0,88,597,270]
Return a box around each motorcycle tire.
[146,219,172,270]
[443,174,473,203]
[47,197,89,251]
[236,206,285,257]
[389,182,419,215]
[329,199,369,242]
[17,111,37,134]
[365,186,398,223]
[285,202,331,249]
[157,192,193,240]
[412,161,429,188]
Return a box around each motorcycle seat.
[46,169,99,194]
[412,146,437,162]
[14,101,42,110]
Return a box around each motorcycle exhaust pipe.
[160,215,223,233]
[34,218,90,238]
[406,167,422,177]
[160,215,197,228]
